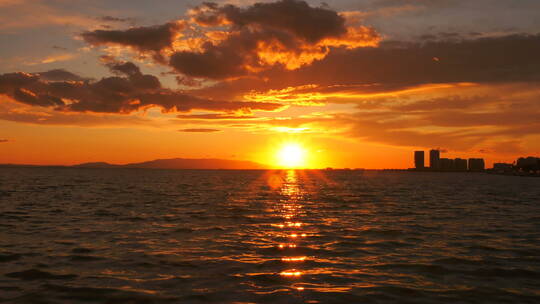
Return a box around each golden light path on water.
[276,170,308,291]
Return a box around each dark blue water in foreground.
[1,168,540,303]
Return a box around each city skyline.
[414,148,486,171]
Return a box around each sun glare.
[277,143,306,168]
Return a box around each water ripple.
[0,168,539,303]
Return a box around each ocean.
[1,168,539,303]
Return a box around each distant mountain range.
[2,158,267,170]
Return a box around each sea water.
[1,168,539,303]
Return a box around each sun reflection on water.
[281,256,307,262]
[280,270,302,277]
[272,170,310,286]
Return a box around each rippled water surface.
[1,168,540,303]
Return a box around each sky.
[1,0,540,168]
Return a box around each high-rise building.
[429,149,440,170]
[493,163,513,172]
[468,158,485,171]
[455,158,468,171]
[414,151,425,169]
[439,158,455,171]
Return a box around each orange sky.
[1,0,539,168]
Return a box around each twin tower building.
[414,149,485,172]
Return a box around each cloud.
[191,34,540,101]
[80,1,379,80]
[102,57,142,76]
[12,88,65,107]
[0,95,155,127]
[98,16,135,24]
[0,61,284,114]
[176,113,257,119]
[308,34,540,85]
[169,0,379,79]
[189,0,348,43]
[52,45,68,51]
[25,53,77,65]
[181,82,540,154]
[82,22,185,53]
[136,92,281,113]
[0,72,39,89]
[179,128,221,132]
[0,139,8,143]
[328,84,540,152]
[38,69,86,82]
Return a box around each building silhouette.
[429,149,440,170]
[414,151,425,169]
[468,158,485,171]
[413,149,485,172]
[455,158,468,171]
[516,157,540,172]
[439,158,454,171]
[493,163,513,173]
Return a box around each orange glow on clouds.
[256,26,380,70]
[244,83,478,104]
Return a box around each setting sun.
[277,143,306,168]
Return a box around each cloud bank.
[0,59,282,114]
[82,0,380,80]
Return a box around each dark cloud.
[78,1,378,80]
[52,45,68,51]
[38,69,86,82]
[99,16,135,23]
[102,57,141,77]
[175,76,203,87]
[179,128,221,132]
[169,0,378,79]
[0,62,283,114]
[82,22,184,52]
[169,30,265,79]
[136,92,280,113]
[0,100,154,127]
[192,34,540,100]
[293,34,540,86]
[100,57,162,91]
[0,139,8,143]
[0,73,39,92]
[191,0,347,43]
[13,88,64,107]
[418,32,480,41]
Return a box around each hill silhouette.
[73,158,265,169]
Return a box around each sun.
[277,143,306,168]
